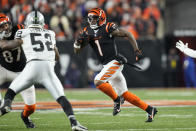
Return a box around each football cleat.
[21,111,35,128]
[113,96,121,116]
[0,99,12,116]
[72,121,88,131]
[146,107,158,122]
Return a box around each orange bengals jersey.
[81,22,119,64]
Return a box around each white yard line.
[10,105,196,112]
[90,128,196,131]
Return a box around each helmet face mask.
[0,13,12,39]
[87,14,99,29]
[87,8,106,30]
[25,11,45,28]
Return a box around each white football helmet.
[25,11,45,28]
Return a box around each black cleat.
[0,99,12,116]
[21,111,35,128]
[146,107,158,122]
[72,121,88,131]
[113,96,121,116]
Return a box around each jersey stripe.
[17,24,21,29]
[21,24,24,29]
[106,23,110,33]
[83,27,87,32]
[17,24,24,29]
[109,22,114,29]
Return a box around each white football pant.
[94,60,128,96]
[9,61,65,100]
[0,65,35,105]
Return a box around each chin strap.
[90,24,98,29]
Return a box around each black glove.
[134,49,143,61]
[77,31,89,44]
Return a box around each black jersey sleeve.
[105,22,118,34]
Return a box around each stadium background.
[1,0,196,88]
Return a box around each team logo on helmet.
[87,8,106,29]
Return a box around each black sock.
[114,96,120,102]
[145,105,152,114]
[57,96,77,126]
[4,89,16,101]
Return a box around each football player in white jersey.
[0,13,36,128]
[0,11,87,131]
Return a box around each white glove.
[176,40,188,52]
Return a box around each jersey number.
[2,47,21,63]
[95,40,103,56]
[30,33,53,52]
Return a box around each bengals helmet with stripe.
[87,8,106,29]
[0,13,12,38]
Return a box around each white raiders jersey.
[15,28,56,62]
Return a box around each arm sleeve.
[184,48,196,58]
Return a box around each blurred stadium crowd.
[0,0,164,41]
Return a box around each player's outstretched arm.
[111,28,139,51]
[0,39,23,50]
[176,40,196,58]
[111,28,142,61]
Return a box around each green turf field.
[0,88,196,131]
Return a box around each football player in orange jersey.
[74,8,157,122]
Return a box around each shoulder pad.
[48,30,55,36]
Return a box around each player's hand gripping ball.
[77,30,89,47]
